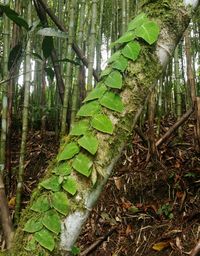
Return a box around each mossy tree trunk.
[1,1,199,256]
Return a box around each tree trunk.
[2,1,199,256]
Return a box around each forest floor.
[1,116,200,256]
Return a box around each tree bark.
[1,1,199,256]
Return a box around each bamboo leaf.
[135,21,160,44]
[40,176,61,192]
[72,153,93,177]
[112,55,128,72]
[24,218,43,233]
[0,4,29,30]
[70,120,90,136]
[62,177,77,195]
[31,195,50,213]
[77,101,101,117]
[122,41,141,61]
[37,27,68,38]
[34,229,55,252]
[100,92,124,113]
[45,67,54,81]
[52,162,72,176]
[127,12,148,31]
[104,71,123,89]
[51,192,69,216]
[91,114,114,134]
[42,36,53,59]
[57,142,80,161]
[78,134,99,155]
[83,84,107,102]
[8,43,23,71]
[42,210,61,235]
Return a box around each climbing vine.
[23,13,160,253]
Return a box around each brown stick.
[190,240,200,256]
[36,0,100,82]
[80,227,117,256]
[0,174,13,249]
[156,107,194,147]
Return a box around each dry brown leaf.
[152,241,170,251]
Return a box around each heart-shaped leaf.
[24,218,43,233]
[62,177,77,195]
[108,51,121,64]
[100,92,124,113]
[40,176,60,192]
[34,228,55,251]
[78,134,99,155]
[127,12,148,31]
[112,55,128,72]
[122,41,141,61]
[52,162,72,176]
[42,210,61,235]
[70,119,90,136]
[104,71,122,89]
[72,153,93,177]
[77,101,101,116]
[135,21,160,45]
[91,114,114,134]
[113,31,136,45]
[51,192,69,216]
[83,84,107,102]
[100,67,112,78]
[31,195,50,213]
[57,142,80,161]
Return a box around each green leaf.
[24,218,43,233]
[100,92,124,113]
[57,142,80,161]
[25,238,36,251]
[42,36,53,59]
[91,114,114,134]
[78,134,99,155]
[37,27,68,38]
[51,192,69,216]
[0,4,29,30]
[34,229,55,252]
[135,21,160,45]
[42,210,61,235]
[122,41,141,61]
[127,12,148,31]
[62,177,77,195]
[108,51,121,64]
[77,101,101,117]
[72,153,93,177]
[52,162,72,176]
[70,119,90,136]
[112,31,136,45]
[71,246,81,255]
[100,67,112,78]
[40,176,60,192]
[45,67,54,81]
[8,43,22,71]
[104,71,123,89]
[83,84,107,102]
[31,195,50,213]
[112,55,128,72]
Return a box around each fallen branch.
[80,226,117,256]
[156,107,194,147]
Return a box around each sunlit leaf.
[42,210,61,235]
[57,142,80,161]
[34,229,55,251]
[135,21,160,45]
[72,153,93,177]
[83,84,107,102]
[112,31,136,45]
[52,162,72,176]
[112,55,128,72]
[24,218,43,233]
[62,177,77,195]
[152,241,170,251]
[78,134,99,155]
[77,101,101,116]
[100,91,124,113]
[40,176,60,192]
[104,71,123,89]
[122,41,141,61]
[51,192,69,216]
[91,114,114,134]
[70,119,90,136]
[31,195,50,213]
[127,12,148,31]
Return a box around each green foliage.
[24,12,160,252]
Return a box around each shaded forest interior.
[0,0,200,255]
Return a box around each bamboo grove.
[0,0,200,253]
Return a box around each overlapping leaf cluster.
[23,13,160,252]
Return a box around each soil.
[1,116,200,256]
